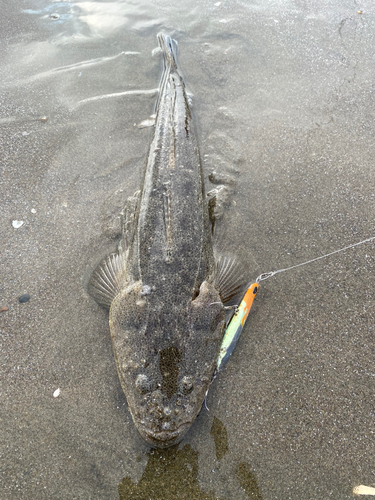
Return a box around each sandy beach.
[1,1,375,498]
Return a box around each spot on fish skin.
[179,376,194,394]
[159,346,182,398]
[136,374,151,394]
[140,285,151,296]
[125,358,140,370]
[136,300,146,311]
[162,188,173,262]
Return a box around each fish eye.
[179,376,194,394]
[135,374,151,394]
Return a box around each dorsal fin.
[215,255,245,304]
[88,252,126,309]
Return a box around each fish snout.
[131,388,196,448]
[138,422,192,449]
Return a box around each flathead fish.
[89,34,241,448]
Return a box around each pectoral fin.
[215,255,245,304]
[88,252,126,309]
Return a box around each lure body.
[216,283,258,372]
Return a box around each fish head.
[109,280,225,448]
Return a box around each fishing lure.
[216,282,259,373]
[205,234,375,407]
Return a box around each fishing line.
[206,234,375,400]
[256,235,375,283]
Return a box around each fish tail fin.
[155,33,185,112]
[157,33,179,71]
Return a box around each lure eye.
[180,376,194,394]
[253,286,258,294]
[135,374,151,394]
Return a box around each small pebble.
[53,388,60,398]
[12,220,24,229]
[50,13,60,20]
[40,116,48,122]
[0,306,9,313]
[152,47,163,57]
[137,118,156,129]
[353,484,375,495]
[31,208,36,214]
[19,294,30,304]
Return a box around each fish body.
[89,34,233,448]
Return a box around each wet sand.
[1,1,375,498]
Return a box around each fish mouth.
[137,422,192,449]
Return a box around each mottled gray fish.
[89,34,242,448]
